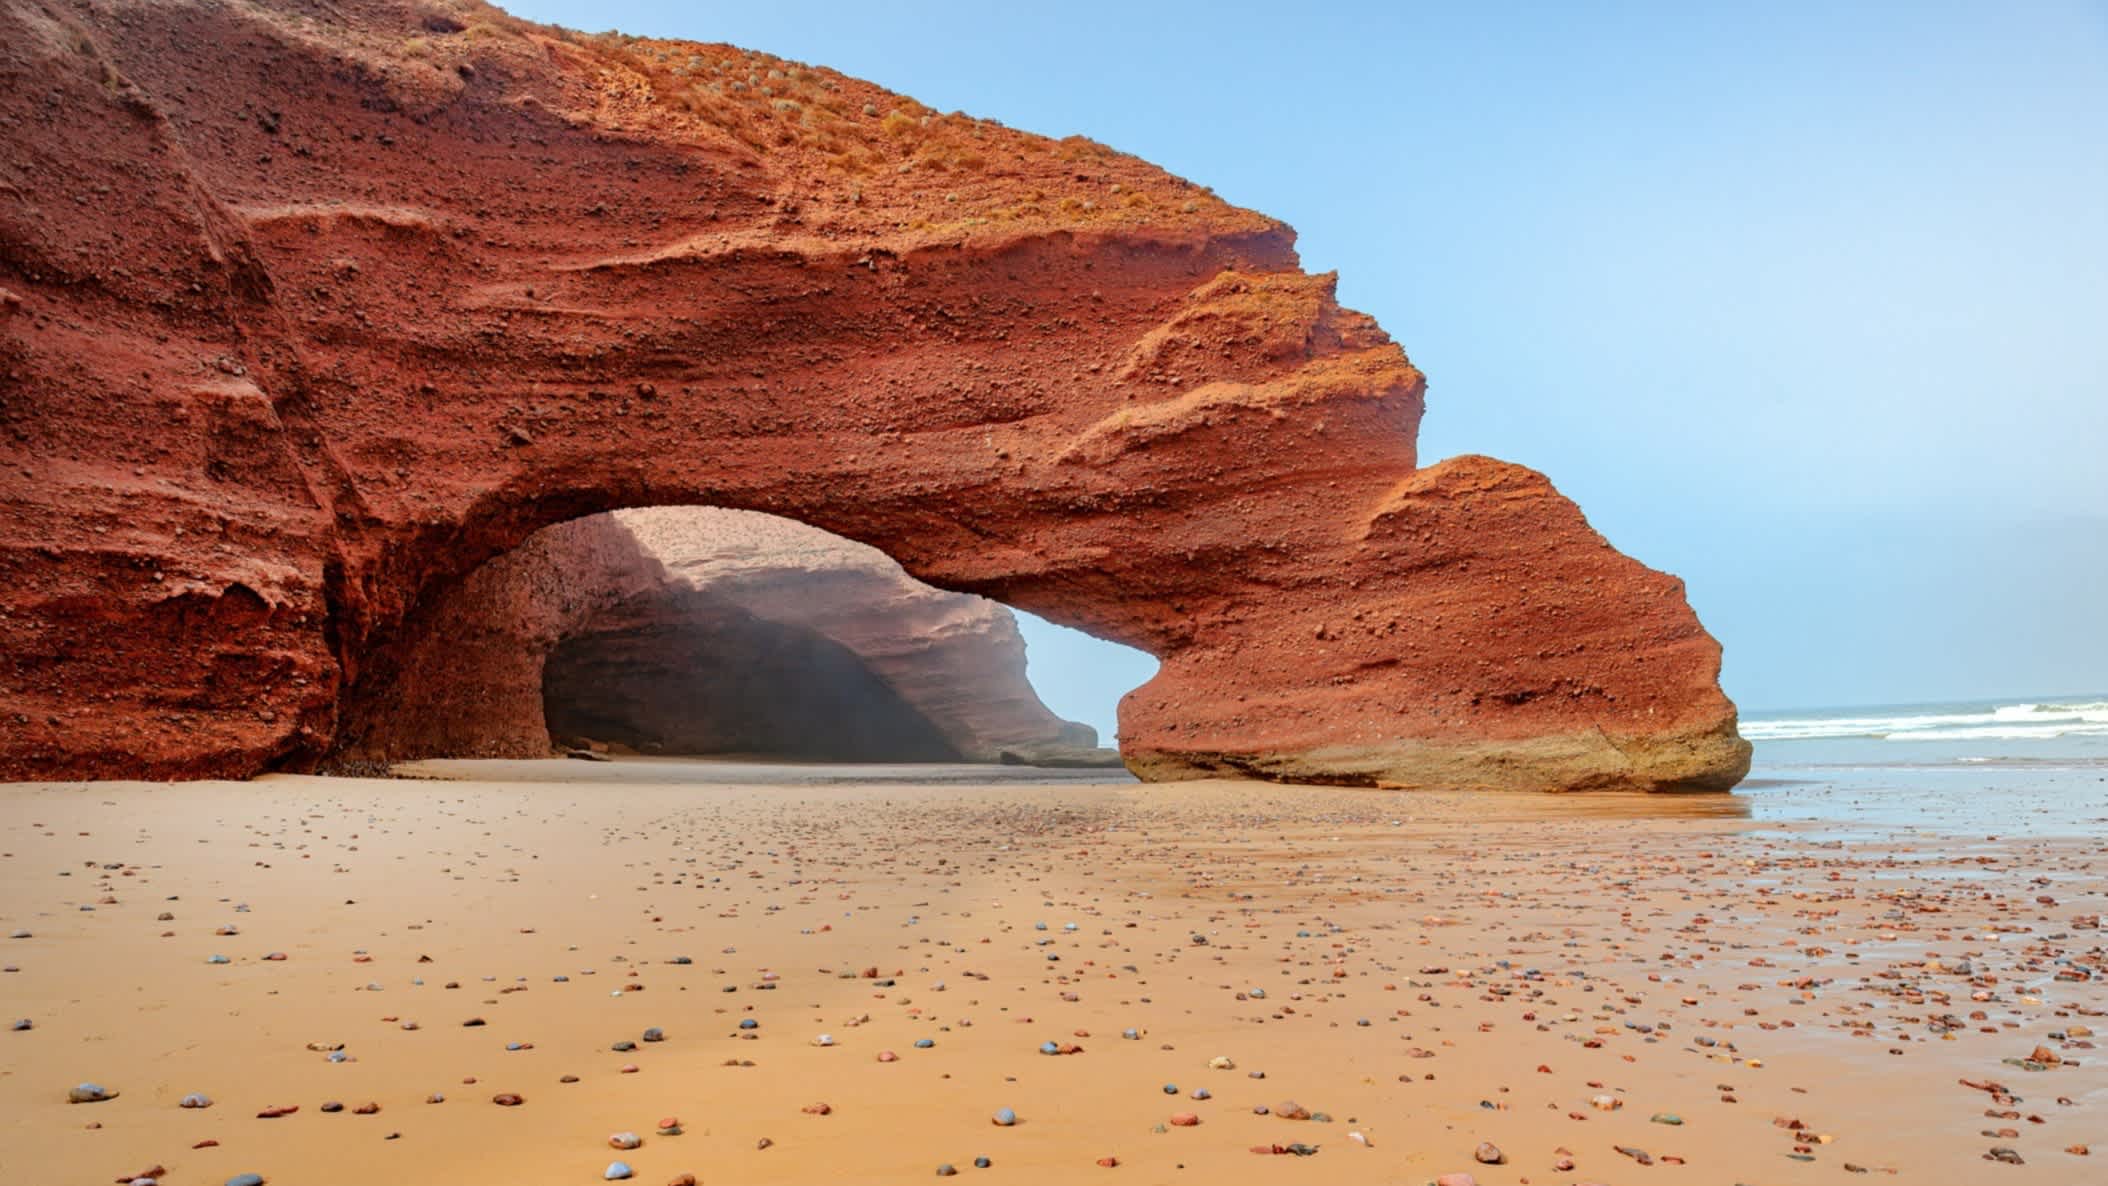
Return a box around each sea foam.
[1741,699,2108,742]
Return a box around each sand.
[2,759,2101,1185]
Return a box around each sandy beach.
[2,760,2102,1185]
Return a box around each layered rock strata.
[0,0,1749,790]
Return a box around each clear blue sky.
[510,0,2107,733]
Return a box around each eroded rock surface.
[0,0,1749,789]
[340,508,1109,765]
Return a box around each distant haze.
[515,0,2108,725]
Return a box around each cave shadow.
[541,584,966,763]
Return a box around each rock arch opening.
[330,507,1134,768]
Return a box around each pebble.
[1474,1140,1503,1164]
[642,1027,665,1042]
[609,1132,642,1149]
[67,1083,116,1103]
[992,1107,1017,1126]
[225,1176,266,1186]
[180,1093,212,1108]
[974,1157,992,1168]
[935,1165,957,1177]
[605,1162,633,1180]
[1169,1112,1200,1126]
[492,1093,524,1106]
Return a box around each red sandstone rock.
[342,507,1111,764]
[0,0,1749,791]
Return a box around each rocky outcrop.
[339,507,1110,764]
[0,0,1750,790]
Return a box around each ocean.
[1741,694,2108,762]
[1736,694,2108,833]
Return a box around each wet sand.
[2,760,2101,1184]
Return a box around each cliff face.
[339,507,1108,764]
[0,0,1750,790]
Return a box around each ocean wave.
[1901,723,2108,741]
[1991,701,2108,722]
[1743,699,2108,742]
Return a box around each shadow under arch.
[539,586,966,763]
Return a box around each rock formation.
[0,0,1751,790]
[339,507,1111,764]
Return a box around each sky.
[510,0,2107,734]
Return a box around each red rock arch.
[0,0,1749,790]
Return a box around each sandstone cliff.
[0,0,1750,790]
[340,507,1110,764]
